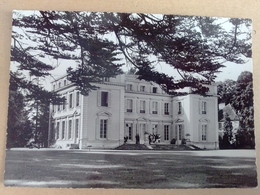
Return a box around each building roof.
[218,104,239,122]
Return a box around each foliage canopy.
[12,11,252,96]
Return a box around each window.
[152,87,157,93]
[202,101,207,114]
[56,122,60,139]
[219,122,222,129]
[164,103,169,115]
[129,126,132,140]
[75,119,79,138]
[178,102,182,114]
[178,124,182,140]
[175,124,183,140]
[140,100,145,113]
[100,119,107,138]
[202,124,207,141]
[68,120,72,139]
[63,98,66,110]
[164,125,169,140]
[126,123,133,140]
[76,91,80,107]
[51,123,55,140]
[101,91,108,107]
[126,84,133,91]
[140,85,145,92]
[69,93,73,108]
[57,104,61,112]
[152,102,158,114]
[62,121,66,139]
[103,77,110,82]
[126,99,133,112]
[53,84,55,90]
[51,105,55,113]
[59,82,61,88]
[64,80,66,86]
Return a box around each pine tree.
[12,11,252,95]
[7,78,33,148]
[9,11,252,147]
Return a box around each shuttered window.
[76,91,80,106]
[202,101,207,114]
[75,119,79,138]
[164,103,169,115]
[178,102,182,114]
[62,121,66,139]
[140,100,146,113]
[69,93,73,108]
[152,102,158,114]
[101,92,108,107]
[126,99,133,112]
[56,122,60,140]
[68,120,72,139]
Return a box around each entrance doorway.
[137,123,146,144]
[175,124,184,145]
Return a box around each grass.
[4,149,258,188]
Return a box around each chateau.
[48,74,219,149]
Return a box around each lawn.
[4,149,258,188]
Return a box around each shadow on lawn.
[4,150,258,188]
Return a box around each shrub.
[170,138,176,144]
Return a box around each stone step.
[150,144,194,150]
[115,144,200,150]
[115,144,150,150]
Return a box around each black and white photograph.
[3,10,257,189]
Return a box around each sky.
[46,55,253,82]
[37,57,253,91]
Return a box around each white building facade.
[48,74,219,150]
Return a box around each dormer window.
[152,87,157,93]
[140,85,145,92]
[126,84,133,91]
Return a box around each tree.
[7,74,33,148]
[223,112,233,144]
[217,71,254,148]
[33,101,50,147]
[9,11,252,147]
[12,11,252,96]
[230,71,254,148]
[219,112,234,149]
[217,79,236,104]
[6,69,64,147]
